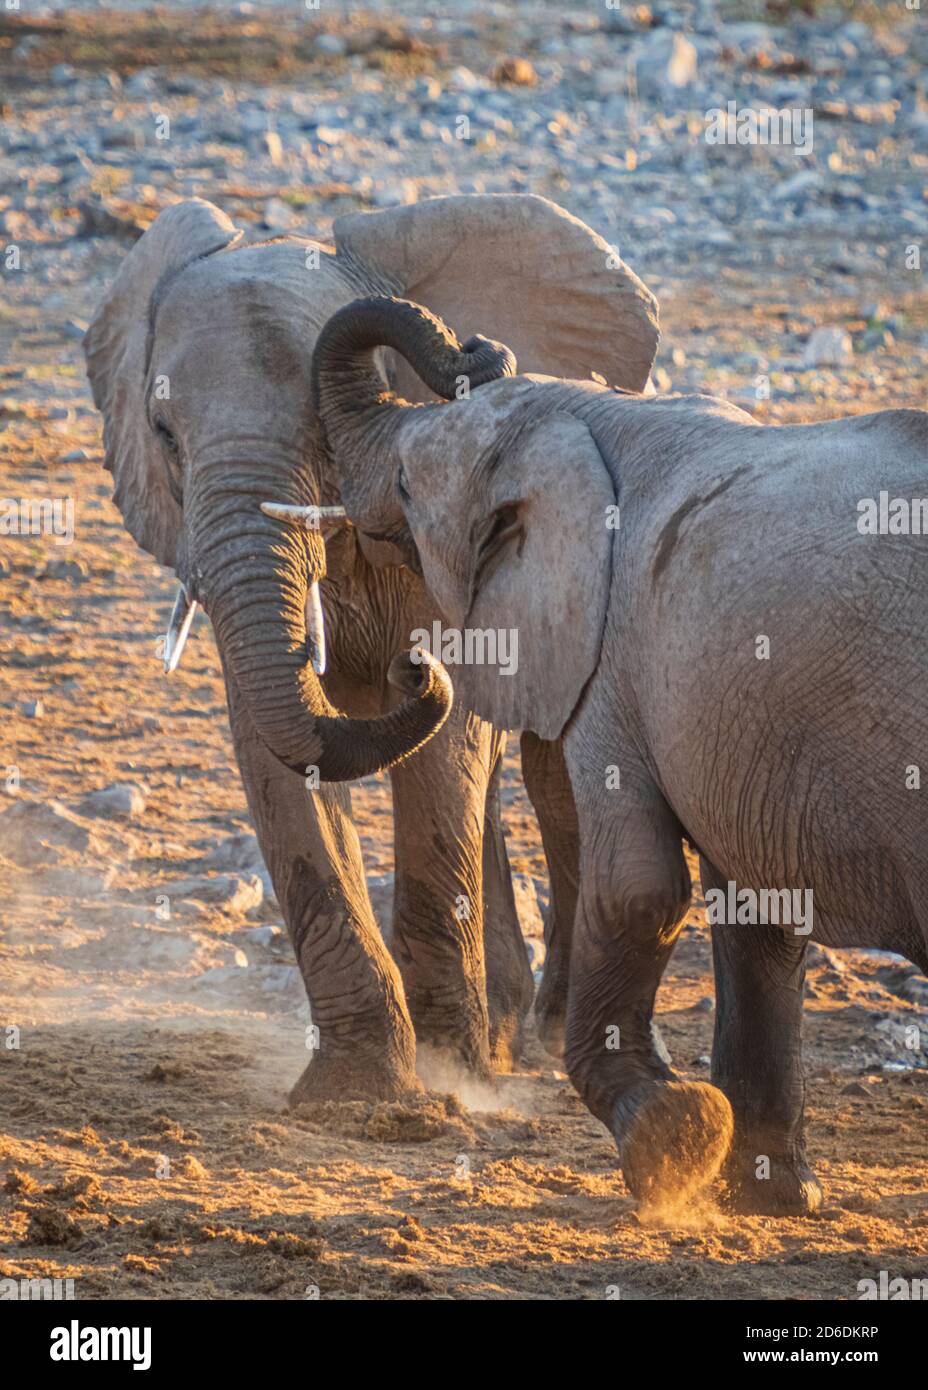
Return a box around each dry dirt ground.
[2,7,928,1303]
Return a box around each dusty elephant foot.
[488,1010,528,1073]
[405,996,494,1085]
[613,1080,734,1208]
[720,1144,823,1216]
[288,1046,419,1107]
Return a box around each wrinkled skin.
[314,295,928,1211]
[83,195,659,1098]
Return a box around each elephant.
[305,290,928,1213]
[82,193,660,1103]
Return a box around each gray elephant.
[83,194,659,1102]
[304,292,928,1213]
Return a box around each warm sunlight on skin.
[1,0,926,1325]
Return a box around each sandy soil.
[1,4,927,1302]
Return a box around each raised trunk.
[186,459,451,782]
[311,295,517,531]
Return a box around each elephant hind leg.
[705,858,822,1216]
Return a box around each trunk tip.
[388,647,453,707]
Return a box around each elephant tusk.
[163,585,197,674]
[305,580,327,675]
[261,501,347,531]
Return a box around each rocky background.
[1,0,927,1300]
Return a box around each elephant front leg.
[482,738,536,1070]
[521,731,579,1059]
[390,709,498,1084]
[706,859,822,1215]
[224,665,418,1103]
[562,754,733,1207]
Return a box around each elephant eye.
[154,417,179,457]
[473,503,523,592]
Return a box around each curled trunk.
[311,295,517,531]
[187,465,451,783]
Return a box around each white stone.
[803,326,853,369]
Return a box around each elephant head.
[310,295,637,742]
[85,194,658,774]
[84,197,456,781]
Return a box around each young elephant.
[301,293,928,1213]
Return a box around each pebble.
[80,782,148,821]
[803,326,854,369]
[40,557,86,582]
[314,33,347,58]
[161,873,264,913]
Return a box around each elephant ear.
[333,193,659,399]
[406,410,615,741]
[83,198,243,567]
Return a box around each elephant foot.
[406,999,494,1086]
[488,1011,527,1073]
[533,1000,566,1060]
[720,1143,823,1216]
[288,1046,419,1107]
[613,1079,734,1209]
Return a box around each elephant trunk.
[310,295,517,531]
[186,460,451,782]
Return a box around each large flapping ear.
[332,193,659,400]
[83,198,243,567]
[409,409,616,741]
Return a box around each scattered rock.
[160,873,264,914]
[634,31,698,98]
[803,326,853,369]
[40,557,85,582]
[0,799,96,867]
[263,130,284,167]
[495,58,538,87]
[314,33,348,58]
[79,782,147,821]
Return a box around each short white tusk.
[261,501,347,531]
[163,586,197,674]
[305,581,327,675]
